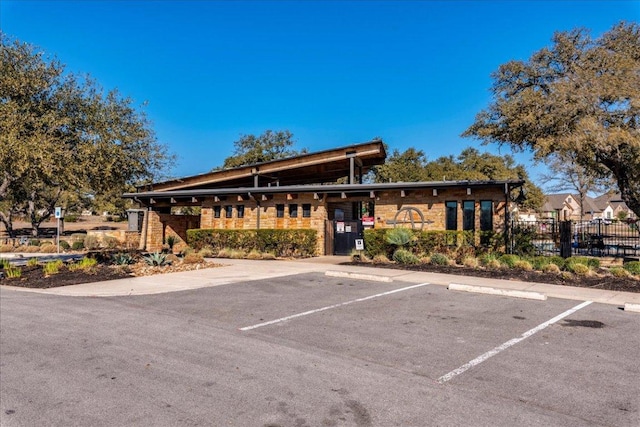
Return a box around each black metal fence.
[508,218,640,258]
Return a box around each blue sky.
[2,1,638,186]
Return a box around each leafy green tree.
[372,147,430,182]
[463,22,640,217]
[0,33,173,236]
[222,130,307,169]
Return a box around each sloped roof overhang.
[144,140,387,192]
[124,180,525,207]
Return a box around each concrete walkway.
[2,256,639,307]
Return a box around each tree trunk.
[0,211,14,238]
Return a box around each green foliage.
[392,249,419,264]
[222,130,307,169]
[112,252,135,265]
[72,241,85,250]
[373,147,430,183]
[43,260,63,275]
[499,254,520,268]
[623,261,640,275]
[0,258,10,269]
[430,253,450,266]
[67,257,97,272]
[29,239,41,246]
[5,266,22,278]
[0,33,174,237]
[510,224,537,256]
[514,260,533,271]
[27,257,39,267]
[566,257,600,271]
[364,229,476,259]
[143,252,171,266]
[165,234,179,249]
[464,22,640,217]
[59,240,71,250]
[385,228,414,247]
[187,229,317,258]
[64,214,79,222]
[610,267,630,278]
[569,263,590,276]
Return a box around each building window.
[302,204,311,218]
[224,205,233,218]
[236,205,244,219]
[276,204,285,218]
[289,204,298,218]
[213,206,221,219]
[463,200,475,231]
[445,201,458,231]
[480,201,493,231]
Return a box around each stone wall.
[145,212,200,252]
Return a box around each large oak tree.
[0,34,173,236]
[463,22,640,217]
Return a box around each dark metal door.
[333,220,362,255]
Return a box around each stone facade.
[145,212,200,253]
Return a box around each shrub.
[103,236,120,249]
[430,252,450,266]
[229,249,246,259]
[183,253,204,264]
[478,253,498,267]
[165,234,180,251]
[217,248,232,258]
[543,263,561,274]
[187,229,316,258]
[610,267,630,278]
[5,266,22,278]
[486,259,502,269]
[64,214,78,222]
[59,240,71,250]
[72,241,85,250]
[569,263,590,276]
[166,254,180,264]
[143,252,171,266]
[112,253,135,265]
[393,249,419,264]
[0,245,15,253]
[462,256,479,268]
[386,228,414,248]
[548,256,566,270]
[27,257,39,267]
[29,239,41,246]
[0,258,10,269]
[567,256,600,270]
[514,260,533,271]
[43,260,63,275]
[83,235,100,250]
[499,254,520,268]
[372,254,391,264]
[247,250,264,260]
[624,261,640,275]
[39,244,56,253]
[261,252,277,260]
[197,247,215,258]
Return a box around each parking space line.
[437,300,593,384]
[239,282,430,331]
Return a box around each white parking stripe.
[437,300,593,384]
[239,282,430,331]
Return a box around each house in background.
[123,140,524,255]
[538,192,636,222]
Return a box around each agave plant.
[143,251,171,266]
[385,228,414,248]
[112,252,135,266]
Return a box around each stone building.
[124,140,524,255]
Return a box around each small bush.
[393,249,419,265]
[543,263,561,274]
[514,260,533,271]
[64,214,78,222]
[27,257,39,267]
[72,241,85,250]
[84,235,101,250]
[39,244,56,253]
[623,261,640,275]
[143,252,171,266]
[112,253,135,265]
[462,256,479,268]
[567,256,600,270]
[183,253,204,264]
[103,236,120,249]
[561,271,574,280]
[372,254,391,264]
[5,266,21,278]
[197,247,215,258]
[59,240,71,250]
[29,239,41,246]
[548,256,566,270]
[610,267,631,278]
[486,259,502,269]
[43,260,63,275]
[0,245,15,253]
[0,258,10,269]
[570,263,590,276]
[430,253,450,266]
[385,228,414,247]
[478,253,498,267]
[217,248,232,258]
[261,252,277,260]
[229,249,246,259]
[499,254,520,268]
[166,254,180,264]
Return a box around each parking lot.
[1,271,639,426]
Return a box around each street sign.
[54,207,63,219]
[355,239,364,251]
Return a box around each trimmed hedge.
[363,228,476,259]
[187,229,317,258]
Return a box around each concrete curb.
[448,283,547,301]
[624,303,640,313]
[325,270,393,283]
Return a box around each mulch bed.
[343,262,640,293]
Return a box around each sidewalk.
[2,256,639,306]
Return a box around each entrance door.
[333,220,362,255]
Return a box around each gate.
[332,220,362,255]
